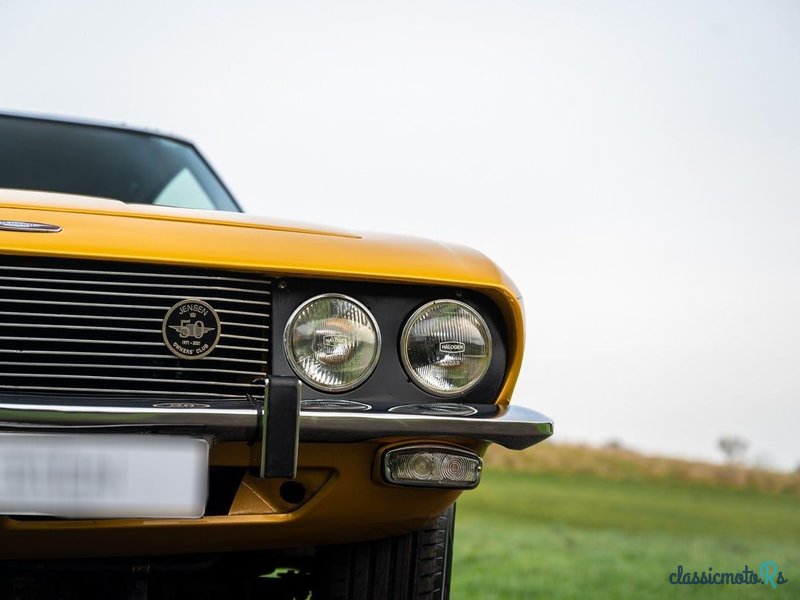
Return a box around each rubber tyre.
[313,504,455,600]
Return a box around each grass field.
[451,444,799,599]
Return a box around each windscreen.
[0,116,239,212]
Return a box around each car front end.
[0,113,552,597]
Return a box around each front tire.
[313,504,455,600]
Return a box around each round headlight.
[400,299,492,397]
[284,294,381,392]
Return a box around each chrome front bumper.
[0,379,553,474]
[0,396,552,449]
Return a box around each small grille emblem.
[0,220,62,233]
[162,299,222,360]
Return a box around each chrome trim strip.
[0,312,268,330]
[0,386,244,397]
[0,349,266,365]
[0,311,164,323]
[0,298,271,318]
[0,337,264,353]
[0,285,270,306]
[216,344,268,353]
[216,309,270,318]
[0,336,163,346]
[0,220,61,233]
[0,373,261,388]
[223,321,270,330]
[0,396,552,450]
[0,275,270,296]
[0,298,176,311]
[0,265,269,285]
[220,333,268,342]
[0,361,266,376]
[0,322,162,334]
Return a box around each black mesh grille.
[0,255,270,398]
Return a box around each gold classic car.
[0,112,552,598]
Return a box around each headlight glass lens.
[401,300,492,396]
[284,295,380,392]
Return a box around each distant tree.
[718,436,749,464]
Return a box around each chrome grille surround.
[0,256,270,398]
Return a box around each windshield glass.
[0,115,239,212]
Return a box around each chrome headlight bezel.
[400,299,493,398]
[283,293,382,393]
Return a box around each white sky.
[1,0,798,469]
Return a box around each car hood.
[0,189,519,295]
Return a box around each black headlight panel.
[272,278,507,406]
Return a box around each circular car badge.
[162,299,222,360]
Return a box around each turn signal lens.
[284,294,380,392]
[381,446,482,489]
[400,300,492,397]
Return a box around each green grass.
[452,471,799,599]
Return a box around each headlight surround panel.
[273,278,507,405]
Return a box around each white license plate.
[0,433,208,519]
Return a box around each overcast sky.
[1,0,798,469]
